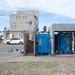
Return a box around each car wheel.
[19,42,23,45]
[6,42,10,45]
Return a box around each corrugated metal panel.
[58,32,73,54]
[36,34,51,55]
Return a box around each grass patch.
[6,71,11,75]
[19,61,36,68]
[31,72,39,75]
[44,62,58,68]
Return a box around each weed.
[6,71,11,75]
[31,72,40,75]
[44,62,58,67]
[19,61,36,68]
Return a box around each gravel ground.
[0,61,75,75]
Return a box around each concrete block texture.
[50,24,75,31]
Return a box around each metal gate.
[58,32,73,54]
[36,34,51,55]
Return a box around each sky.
[0,0,75,35]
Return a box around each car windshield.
[10,38,21,40]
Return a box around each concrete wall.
[10,10,38,32]
[50,24,54,55]
[23,31,35,55]
[50,24,75,56]
[51,24,75,31]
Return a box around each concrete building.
[24,24,75,56]
[3,10,39,43]
[50,24,75,56]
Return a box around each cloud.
[0,0,75,19]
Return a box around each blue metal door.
[36,34,51,55]
[58,32,73,54]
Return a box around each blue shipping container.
[58,32,73,54]
[36,34,51,55]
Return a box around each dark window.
[16,15,20,20]
[23,16,27,20]
[11,38,19,40]
[27,23,31,29]
[18,38,21,40]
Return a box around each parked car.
[5,37,23,45]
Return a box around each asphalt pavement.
[0,43,24,53]
[0,43,75,62]
[0,43,24,62]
